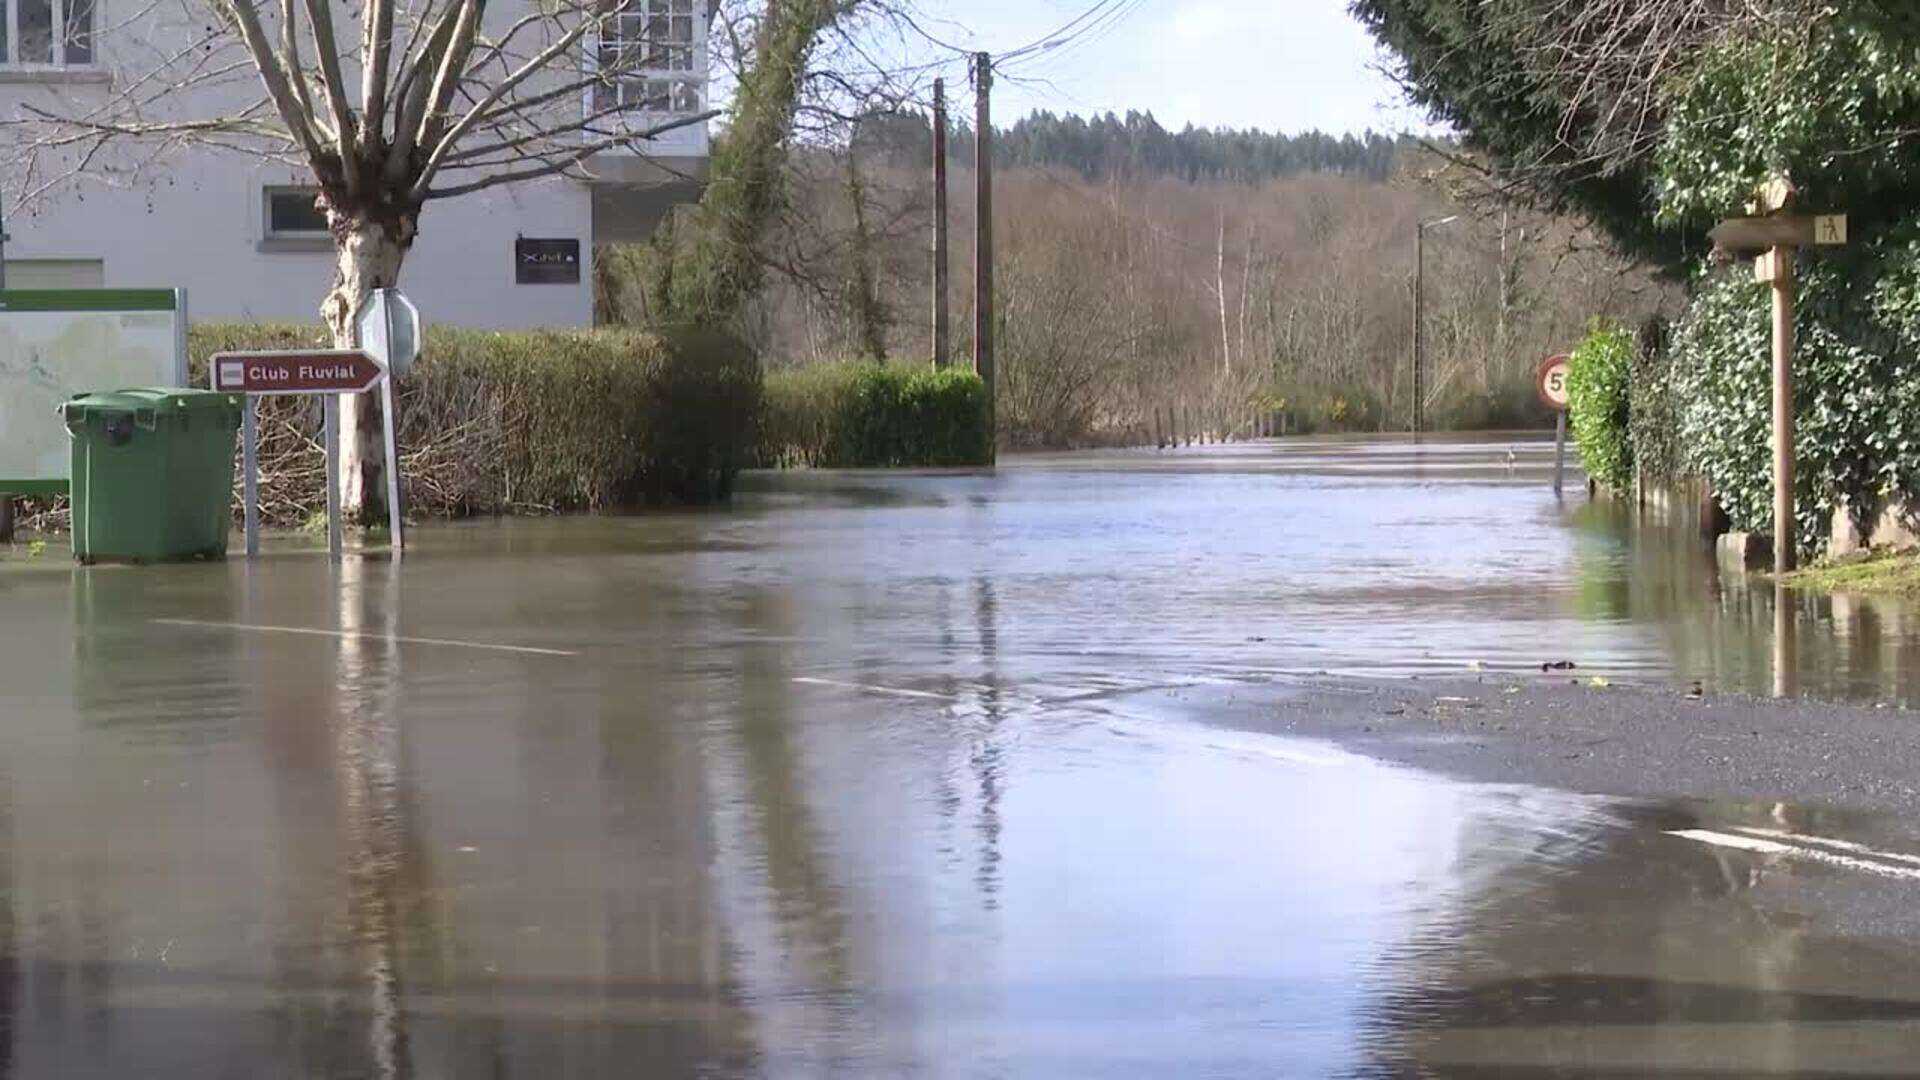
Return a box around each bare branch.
[301,0,362,190]
[362,0,397,145]
[424,109,719,198]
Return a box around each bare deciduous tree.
[7,0,728,516]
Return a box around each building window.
[2,0,95,66]
[264,187,329,241]
[596,0,702,113]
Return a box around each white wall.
[4,155,595,328]
[0,0,718,330]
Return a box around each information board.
[0,290,188,493]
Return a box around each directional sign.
[1537,354,1571,412]
[211,349,385,396]
[1708,213,1848,255]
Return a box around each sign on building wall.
[516,238,582,284]
[0,290,188,493]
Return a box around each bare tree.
[6,0,740,516]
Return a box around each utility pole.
[931,77,950,368]
[1410,227,1423,435]
[1411,214,1458,437]
[973,51,995,455]
[0,198,12,546]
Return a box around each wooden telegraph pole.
[1709,177,1847,576]
[931,78,950,368]
[973,52,995,456]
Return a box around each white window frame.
[1,0,98,69]
[589,0,707,119]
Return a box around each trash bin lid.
[62,387,239,420]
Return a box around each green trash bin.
[61,388,242,563]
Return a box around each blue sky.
[897,0,1423,135]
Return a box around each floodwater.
[1,435,1919,1075]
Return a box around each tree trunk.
[321,210,415,524]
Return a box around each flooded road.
[4,435,1920,1075]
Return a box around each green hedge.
[188,324,760,523]
[1566,322,1635,493]
[761,364,991,467]
[1671,224,1920,556]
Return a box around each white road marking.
[150,618,577,657]
[1668,828,1920,881]
[791,677,962,701]
[1733,826,1920,868]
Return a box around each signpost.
[214,348,386,560]
[1536,354,1571,495]
[1710,179,1847,574]
[213,290,419,561]
[358,289,419,553]
[213,351,384,395]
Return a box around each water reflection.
[1356,797,1920,1076]
[1,437,1919,1073]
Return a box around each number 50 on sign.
[1537,355,1571,412]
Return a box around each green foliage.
[651,0,845,327]
[187,324,761,521]
[1349,0,1696,270]
[857,107,1406,183]
[761,364,991,467]
[1671,227,1920,556]
[1627,319,1683,485]
[1566,322,1635,492]
[1656,16,1920,228]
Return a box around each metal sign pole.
[1552,411,1567,496]
[380,377,404,554]
[242,398,260,557]
[323,396,343,560]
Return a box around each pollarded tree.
[5,0,856,518]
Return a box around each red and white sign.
[212,349,385,396]
[1536,354,1571,411]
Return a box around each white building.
[0,0,712,328]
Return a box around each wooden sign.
[1708,214,1847,255]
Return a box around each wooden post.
[0,497,13,545]
[931,77,949,367]
[1153,407,1163,449]
[1770,245,1796,574]
[972,53,995,457]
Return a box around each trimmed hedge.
[761,364,991,467]
[1566,322,1635,493]
[188,324,760,524]
[1672,227,1920,557]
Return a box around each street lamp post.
[1412,214,1459,435]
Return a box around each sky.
[897,0,1425,135]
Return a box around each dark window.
[3,0,95,65]
[266,189,329,237]
[63,0,92,64]
[18,0,53,63]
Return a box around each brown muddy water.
[1,434,1919,1076]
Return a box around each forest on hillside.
[599,110,1672,446]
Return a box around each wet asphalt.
[2,435,1920,1075]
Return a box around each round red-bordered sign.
[1536,355,1571,411]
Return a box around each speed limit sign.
[1537,355,1571,411]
